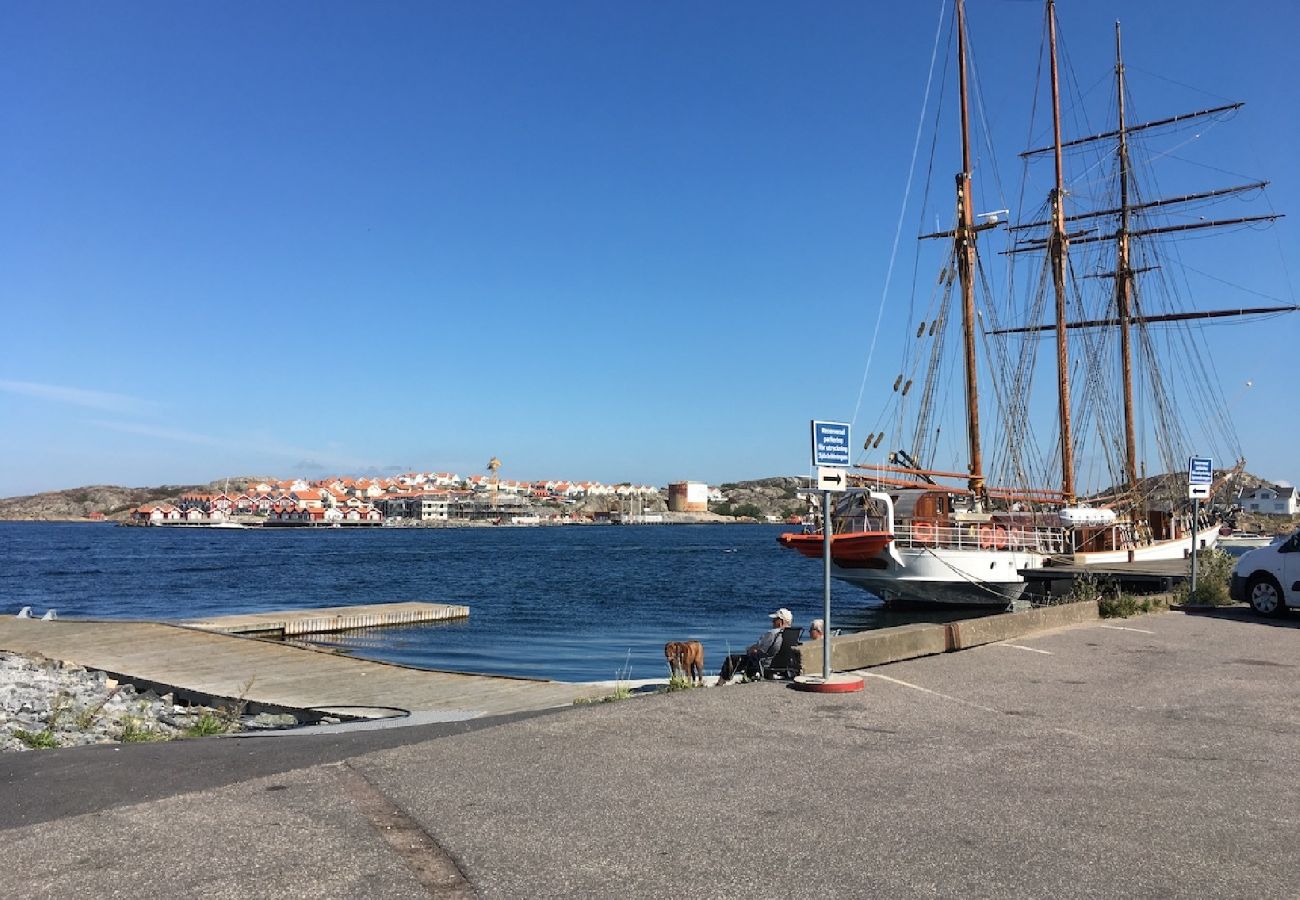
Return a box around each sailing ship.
[780,0,1294,606]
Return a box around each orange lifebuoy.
[978,525,994,549]
[993,526,1009,550]
[914,521,935,544]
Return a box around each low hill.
[3,469,1287,524]
[715,477,805,520]
[1092,466,1271,509]
[0,477,270,521]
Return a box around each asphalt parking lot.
[3,607,1297,898]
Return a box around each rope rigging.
[850,0,1285,518]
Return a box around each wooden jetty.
[1020,558,1191,598]
[0,618,609,719]
[180,601,469,637]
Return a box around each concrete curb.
[796,601,1100,675]
[946,600,1100,650]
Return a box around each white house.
[1239,484,1299,515]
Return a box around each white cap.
[770,607,793,623]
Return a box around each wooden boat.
[780,0,1292,607]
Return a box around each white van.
[1230,528,1300,616]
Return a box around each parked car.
[1230,528,1300,616]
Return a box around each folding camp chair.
[755,626,803,680]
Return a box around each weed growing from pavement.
[610,651,634,700]
[1062,570,1167,618]
[573,652,636,704]
[1098,592,1167,618]
[661,672,697,692]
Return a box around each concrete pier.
[179,601,469,637]
[0,617,605,719]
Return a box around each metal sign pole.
[821,489,833,679]
[799,420,863,693]
[1190,496,1200,597]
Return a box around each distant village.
[130,472,726,527]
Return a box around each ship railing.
[894,522,1068,554]
[829,514,888,534]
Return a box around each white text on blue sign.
[812,421,852,467]
[1188,457,1213,484]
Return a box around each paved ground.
[2,607,1296,898]
[0,618,610,718]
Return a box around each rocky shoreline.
[0,651,299,752]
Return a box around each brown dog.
[664,640,705,685]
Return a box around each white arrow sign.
[817,467,848,492]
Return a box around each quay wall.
[796,600,1100,675]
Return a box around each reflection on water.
[2,521,999,682]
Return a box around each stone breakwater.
[0,651,298,752]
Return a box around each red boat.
[778,530,893,563]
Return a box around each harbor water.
[0,521,982,682]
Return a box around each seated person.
[717,607,792,683]
[809,618,825,640]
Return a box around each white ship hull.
[808,492,1221,607]
[831,544,1040,607]
[829,522,1219,607]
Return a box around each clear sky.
[2,0,1296,497]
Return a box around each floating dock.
[0,617,608,720]
[180,601,469,637]
[1020,558,1191,598]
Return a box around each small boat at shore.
[1217,533,1277,550]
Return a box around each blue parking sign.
[812,420,851,467]
[1188,456,1213,486]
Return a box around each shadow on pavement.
[1176,606,1300,630]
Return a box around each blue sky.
[2,0,1296,497]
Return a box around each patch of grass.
[661,672,697,693]
[120,717,163,743]
[75,686,121,729]
[1064,570,1171,618]
[183,712,231,738]
[13,728,58,750]
[573,652,636,704]
[207,676,257,731]
[44,691,71,728]
[573,692,628,705]
[611,651,633,699]
[14,692,73,748]
[1098,592,1168,618]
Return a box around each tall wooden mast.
[1004,13,1287,504]
[1047,0,1075,504]
[955,0,984,499]
[1113,21,1140,499]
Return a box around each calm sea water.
[0,522,974,682]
